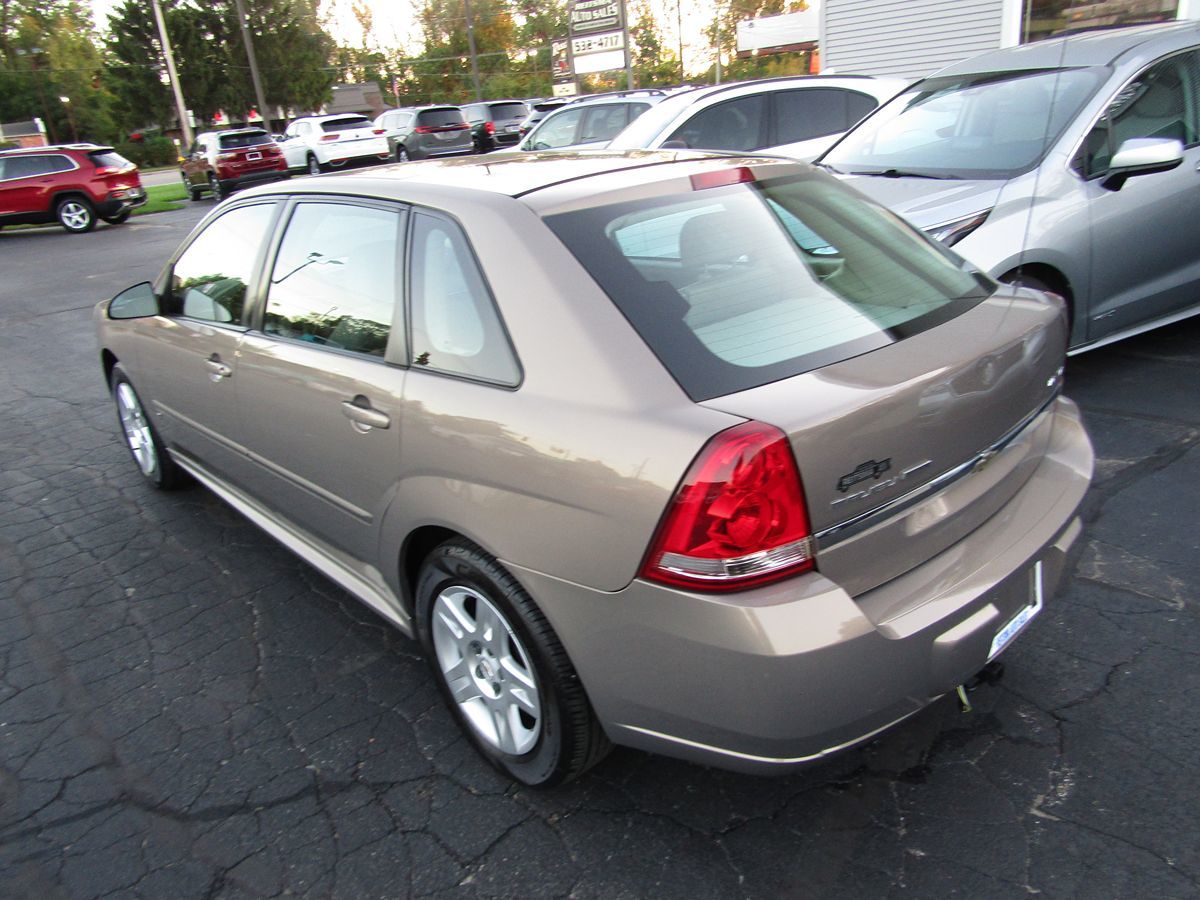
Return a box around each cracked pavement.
[1,207,1198,898]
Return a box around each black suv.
[461,100,530,152]
[0,144,145,234]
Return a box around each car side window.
[408,212,519,385]
[668,95,767,151]
[580,104,631,142]
[263,201,403,358]
[3,155,53,179]
[774,89,878,144]
[1075,51,1199,178]
[170,203,276,325]
[44,155,74,173]
[534,108,584,148]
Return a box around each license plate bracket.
[988,560,1044,659]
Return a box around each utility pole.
[622,0,634,89]
[232,0,271,128]
[150,0,193,146]
[464,0,482,101]
[677,0,685,83]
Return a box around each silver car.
[95,152,1092,786]
[819,21,1200,352]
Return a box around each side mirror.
[107,282,160,319]
[660,139,689,150]
[1102,137,1184,191]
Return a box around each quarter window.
[170,203,276,325]
[263,202,403,357]
[409,213,519,385]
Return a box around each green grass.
[133,182,188,216]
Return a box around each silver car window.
[263,201,403,357]
[669,95,767,152]
[170,203,276,325]
[1074,51,1200,178]
[408,212,520,386]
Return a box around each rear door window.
[580,104,633,142]
[263,201,403,357]
[668,95,767,151]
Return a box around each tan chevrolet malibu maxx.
[95,151,1093,786]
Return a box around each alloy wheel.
[430,585,542,756]
[58,200,93,232]
[115,382,157,477]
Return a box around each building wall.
[820,0,1014,79]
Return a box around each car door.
[234,198,407,562]
[182,139,204,187]
[279,123,307,169]
[0,154,62,217]
[770,88,880,160]
[132,200,281,482]
[1077,48,1200,342]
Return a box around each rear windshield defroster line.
[544,172,991,402]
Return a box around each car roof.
[240,149,802,202]
[0,143,111,156]
[935,21,1200,75]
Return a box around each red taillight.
[414,125,434,134]
[642,422,814,591]
[94,165,123,176]
[484,121,495,134]
[217,152,238,162]
[320,133,339,142]
[454,122,469,130]
[373,128,385,135]
[690,167,755,191]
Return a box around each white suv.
[277,114,390,175]
[608,75,908,161]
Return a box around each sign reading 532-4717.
[569,0,621,35]
[571,31,624,55]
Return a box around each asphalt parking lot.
[1,205,1198,898]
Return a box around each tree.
[105,0,335,134]
[1,1,117,143]
[705,0,811,82]
[629,0,678,87]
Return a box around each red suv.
[180,129,289,201]
[0,143,145,234]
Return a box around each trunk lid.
[700,288,1066,597]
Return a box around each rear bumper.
[218,168,290,191]
[508,396,1093,774]
[315,139,391,166]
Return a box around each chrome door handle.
[341,399,391,430]
[205,356,232,379]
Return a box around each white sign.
[571,30,625,56]
[573,48,626,75]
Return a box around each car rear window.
[87,150,132,169]
[322,116,372,132]
[417,108,466,127]
[218,130,272,149]
[489,102,528,121]
[545,170,991,401]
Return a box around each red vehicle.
[0,143,145,234]
[180,128,289,201]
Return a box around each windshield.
[822,67,1107,179]
[545,170,991,401]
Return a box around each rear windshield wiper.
[849,168,959,180]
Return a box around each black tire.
[56,196,96,233]
[102,209,131,225]
[208,173,226,201]
[416,539,610,787]
[306,154,322,176]
[110,364,187,490]
[1000,269,1051,294]
[395,145,410,162]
